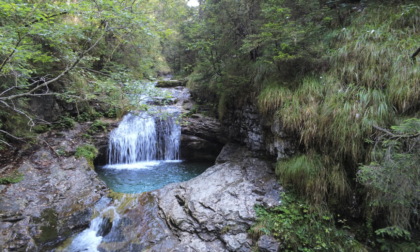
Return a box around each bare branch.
[411,47,420,62]
[1,100,35,127]
[78,67,111,77]
[373,124,420,139]
[0,36,25,73]
[0,130,25,142]
[39,138,61,158]
[0,139,12,147]
[0,78,44,97]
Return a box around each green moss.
[108,191,141,212]
[32,124,51,133]
[75,144,98,167]
[156,80,186,87]
[0,172,24,184]
[34,208,59,243]
[276,153,350,205]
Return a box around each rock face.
[0,124,108,251]
[181,114,227,161]
[223,102,296,159]
[97,144,282,251]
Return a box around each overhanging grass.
[276,152,350,205]
[258,3,417,162]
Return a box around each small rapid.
[63,197,120,252]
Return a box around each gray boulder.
[0,124,108,251]
[98,144,282,251]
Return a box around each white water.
[107,111,180,166]
[65,198,120,252]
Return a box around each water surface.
[96,161,212,193]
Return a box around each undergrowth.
[250,193,367,252]
[256,3,420,250]
[0,172,23,185]
[75,144,98,167]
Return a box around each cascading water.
[63,197,120,252]
[61,82,213,252]
[106,111,180,166]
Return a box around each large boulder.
[97,144,282,251]
[0,124,108,251]
[181,114,227,161]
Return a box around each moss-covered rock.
[156,80,186,87]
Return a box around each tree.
[0,0,175,147]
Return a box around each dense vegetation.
[1,0,419,250]
[170,0,419,250]
[0,0,188,147]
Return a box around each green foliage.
[88,120,108,134]
[32,124,51,134]
[357,118,420,230]
[180,2,420,249]
[75,144,98,166]
[257,83,291,115]
[375,226,420,252]
[0,171,23,184]
[0,0,190,145]
[54,116,76,130]
[276,152,349,205]
[329,4,420,114]
[250,193,366,252]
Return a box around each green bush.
[276,153,350,205]
[75,144,98,166]
[88,120,108,134]
[250,193,366,252]
[54,116,76,130]
[358,118,420,231]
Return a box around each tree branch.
[0,130,25,142]
[0,36,25,73]
[373,124,420,139]
[0,22,109,102]
[411,47,420,63]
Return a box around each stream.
[61,83,212,251]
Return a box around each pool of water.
[96,161,212,193]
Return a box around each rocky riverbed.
[0,124,109,251]
[95,144,282,252]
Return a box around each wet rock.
[257,235,281,252]
[98,144,282,251]
[181,114,227,161]
[97,217,113,237]
[0,124,108,251]
[222,102,297,159]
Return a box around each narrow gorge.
[1,1,418,251]
[0,81,283,252]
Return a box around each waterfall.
[107,111,180,166]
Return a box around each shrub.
[75,144,98,167]
[276,152,350,205]
[250,193,367,252]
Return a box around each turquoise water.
[96,161,212,193]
